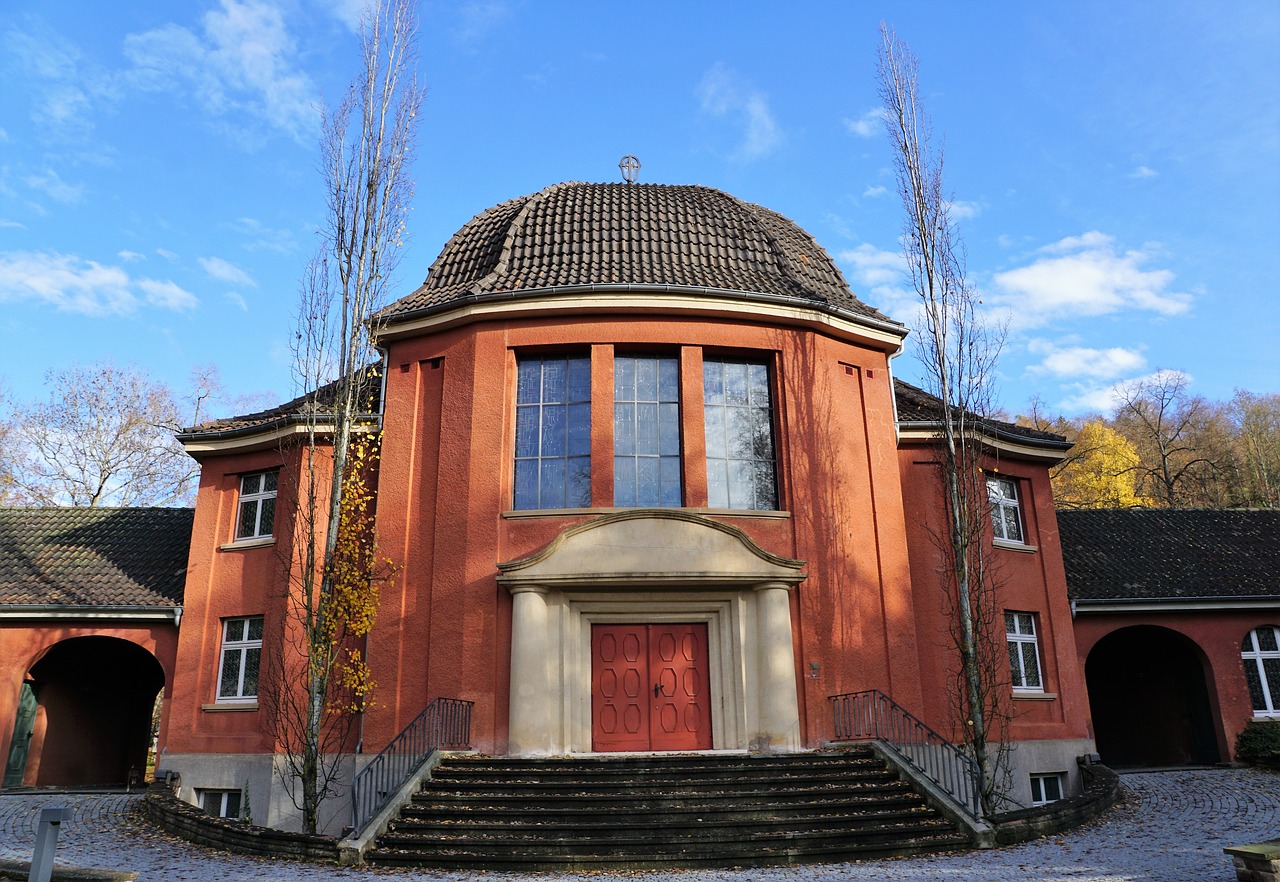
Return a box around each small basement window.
[198,788,242,819]
[1029,772,1064,806]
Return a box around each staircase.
[363,747,972,870]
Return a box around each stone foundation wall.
[142,782,338,863]
[989,763,1121,846]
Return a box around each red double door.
[591,624,712,751]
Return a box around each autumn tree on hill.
[1050,421,1146,509]
[1230,390,1280,508]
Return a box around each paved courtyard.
[1,768,1276,881]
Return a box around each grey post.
[28,806,67,882]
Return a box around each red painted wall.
[1073,611,1279,762]
[363,313,923,754]
[896,443,1093,747]
[0,623,176,785]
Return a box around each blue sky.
[2,0,1277,421]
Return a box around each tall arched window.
[1242,626,1280,717]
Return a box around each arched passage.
[21,636,165,786]
[1085,625,1219,767]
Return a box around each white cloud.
[837,243,916,319]
[123,0,319,145]
[453,1,512,44]
[225,290,249,311]
[990,231,1191,329]
[697,63,783,162]
[1054,369,1190,416]
[3,23,117,136]
[1130,165,1159,179]
[227,217,297,253]
[322,0,366,31]
[25,168,84,203]
[199,256,256,287]
[948,199,980,220]
[0,219,26,230]
[843,108,883,139]
[0,250,198,316]
[863,185,888,198]
[137,277,200,310]
[1025,339,1147,379]
[117,250,145,262]
[155,248,179,261]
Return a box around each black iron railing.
[829,689,981,820]
[349,696,472,836]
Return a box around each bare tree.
[878,23,1011,813]
[1231,389,1280,508]
[1110,370,1224,508]
[267,0,421,834]
[3,362,197,507]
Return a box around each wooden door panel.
[591,623,711,751]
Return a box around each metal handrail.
[829,689,982,820]
[349,696,472,836]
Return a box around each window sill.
[993,538,1038,553]
[219,537,274,551]
[1252,713,1280,721]
[1012,691,1057,701]
[503,507,791,520]
[202,702,259,712]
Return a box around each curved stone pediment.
[497,510,806,589]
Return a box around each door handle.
[653,683,660,698]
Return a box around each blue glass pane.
[541,457,567,508]
[754,459,777,509]
[568,457,592,507]
[541,404,567,456]
[567,403,591,455]
[753,407,774,457]
[517,360,541,404]
[727,407,753,458]
[568,357,591,402]
[658,358,679,400]
[614,404,635,454]
[704,405,726,458]
[636,457,659,506]
[659,403,680,454]
[636,403,659,454]
[729,459,753,509]
[725,361,748,405]
[749,363,769,404]
[707,459,729,508]
[704,361,724,405]
[514,459,538,509]
[614,457,636,507]
[659,456,682,506]
[636,358,658,401]
[543,359,567,403]
[615,357,635,399]
[515,405,540,457]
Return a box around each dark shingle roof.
[0,507,193,607]
[382,182,895,324]
[893,379,1071,448]
[179,364,383,440]
[1059,509,1280,601]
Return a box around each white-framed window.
[1006,611,1043,692]
[1242,626,1280,717]
[987,475,1024,543]
[217,616,263,702]
[236,471,277,539]
[614,354,682,507]
[1029,772,1064,805]
[703,358,778,510]
[514,355,592,510]
[198,788,242,819]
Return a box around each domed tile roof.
[382,182,894,325]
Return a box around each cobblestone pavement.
[1,768,1276,881]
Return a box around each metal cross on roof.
[619,154,641,184]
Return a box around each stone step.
[362,749,973,870]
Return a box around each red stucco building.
[154,182,1098,832]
